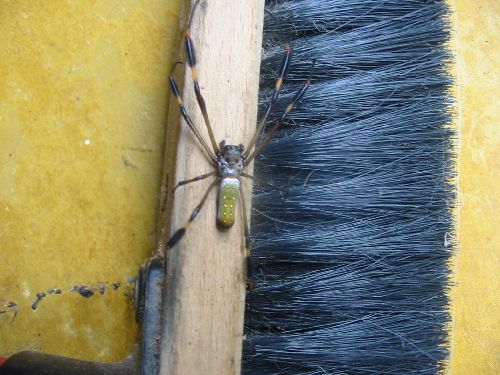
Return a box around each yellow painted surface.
[450,1,500,373]
[0,0,180,361]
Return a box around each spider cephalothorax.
[218,142,245,177]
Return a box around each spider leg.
[244,75,311,165]
[169,69,217,163]
[238,183,253,290]
[184,1,220,155]
[244,44,292,157]
[166,179,218,250]
[173,171,217,192]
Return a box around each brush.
[0,1,456,374]
[243,1,454,374]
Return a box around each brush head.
[244,1,454,374]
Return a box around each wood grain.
[159,1,264,374]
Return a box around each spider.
[166,0,311,289]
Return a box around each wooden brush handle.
[160,1,264,374]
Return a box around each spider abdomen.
[217,177,240,229]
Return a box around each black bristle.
[243,1,454,374]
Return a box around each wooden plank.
[159,1,264,374]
